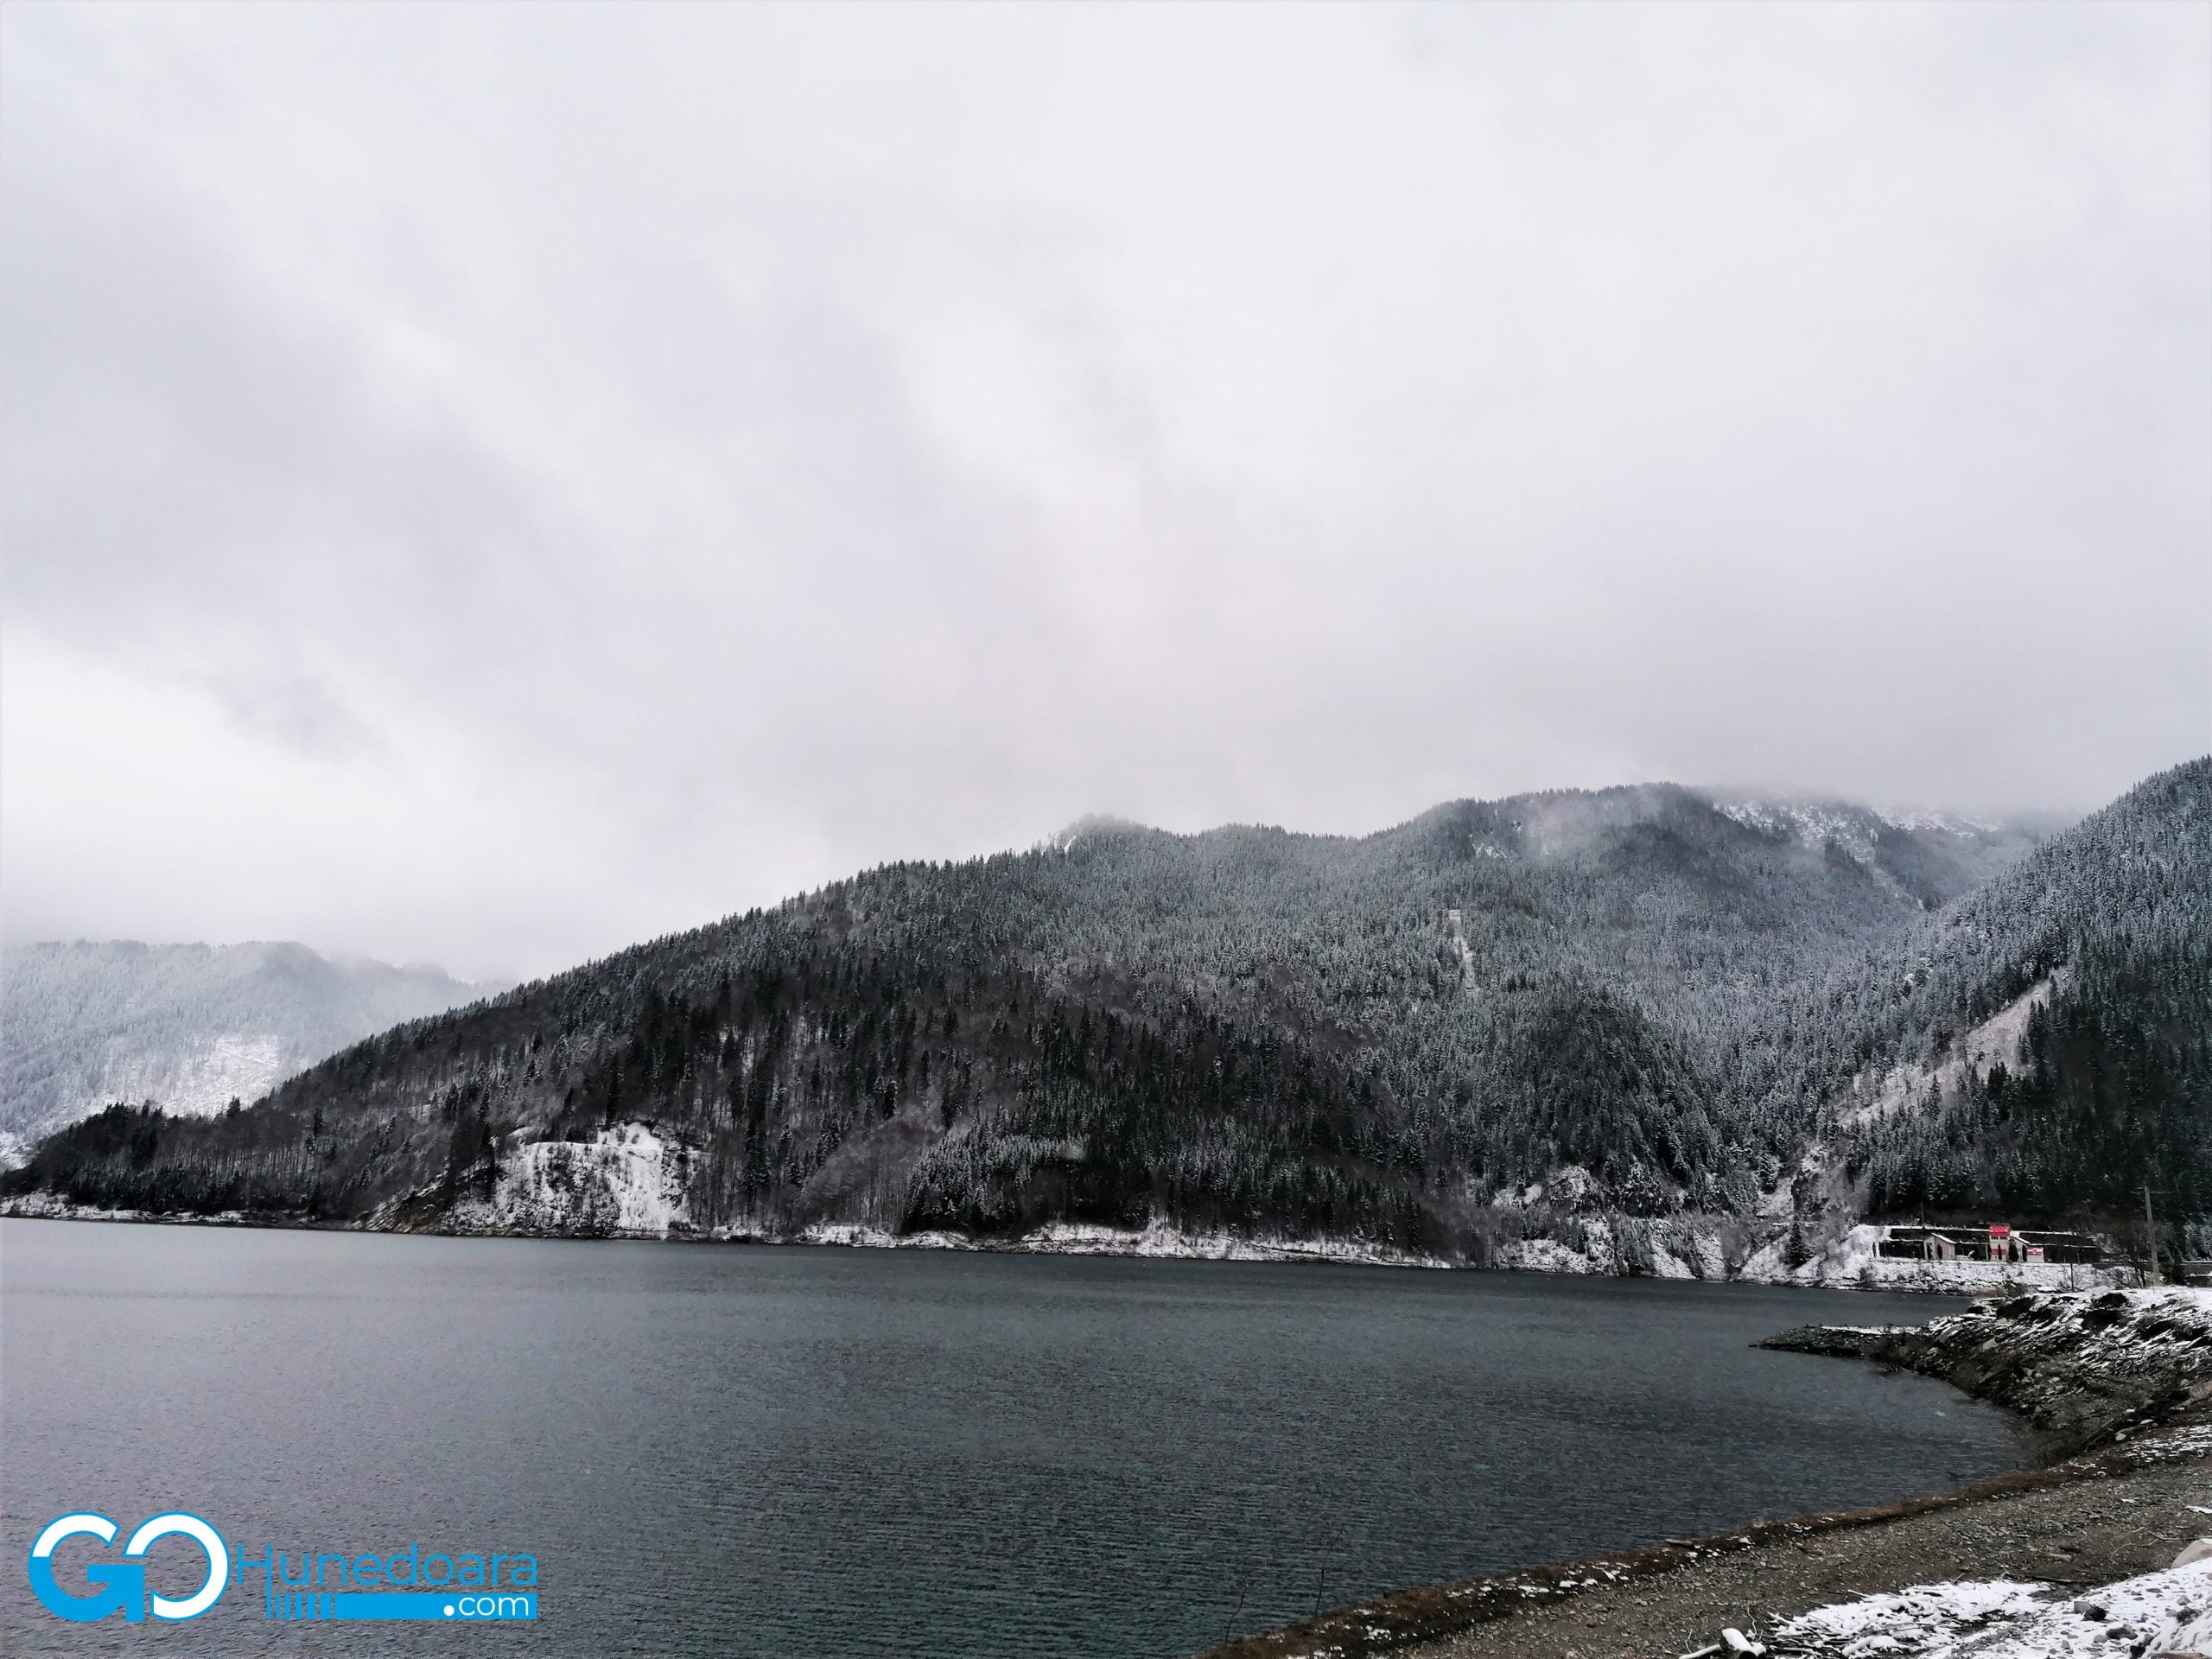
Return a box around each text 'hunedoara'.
[241,1542,538,1592]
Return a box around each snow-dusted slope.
[1707,791,2046,910]
[0,941,503,1147]
[1839,979,2052,1131]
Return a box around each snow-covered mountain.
[22,765,2202,1267]
[1,775,2085,1242]
[1703,791,2045,910]
[0,941,503,1154]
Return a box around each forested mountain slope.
[1836,759,2212,1225]
[0,941,502,1149]
[16,768,2192,1265]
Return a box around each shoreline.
[1203,1427,2212,1659]
[0,1198,2129,1298]
[1197,1287,2212,1659]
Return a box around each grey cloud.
[2,1,2205,980]
[194,664,388,762]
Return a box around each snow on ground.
[1767,1557,2212,1657]
[789,1222,977,1251]
[879,1212,2131,1293]
[1840,982,2052,1134]
[1020,1220,1452,1267]
[779,1218,1453,1268]
[1481,1214,2114,1292]
[1738,1223,2122,1294]
[0,1194,263,1226]
[1767,1578,2049,1656]
[1444,909,1481,995]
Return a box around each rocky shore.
[1197,1288,2212,1659]
[1758,1287,2212,1459]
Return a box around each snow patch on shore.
[1770,1559,2212,1657]
[0,1193,257,1226]
[772,1218,1452,1268]
[1479,1214,2110,1292]
[1022,1221,1452,1267]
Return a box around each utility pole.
[2144,1180,2161,1287]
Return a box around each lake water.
[2,1219,2022,1657]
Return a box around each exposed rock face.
[436,1125,695,1238]
[1759,1287,2212,1456]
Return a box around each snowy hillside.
[12,764,2202,1264]
[0,941,503,1150]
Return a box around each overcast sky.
[3,2,2208,981]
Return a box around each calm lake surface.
[2,1219,2021,1657]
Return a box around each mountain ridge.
[6,766,2202,1271]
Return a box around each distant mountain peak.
[0,939,502,1145]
